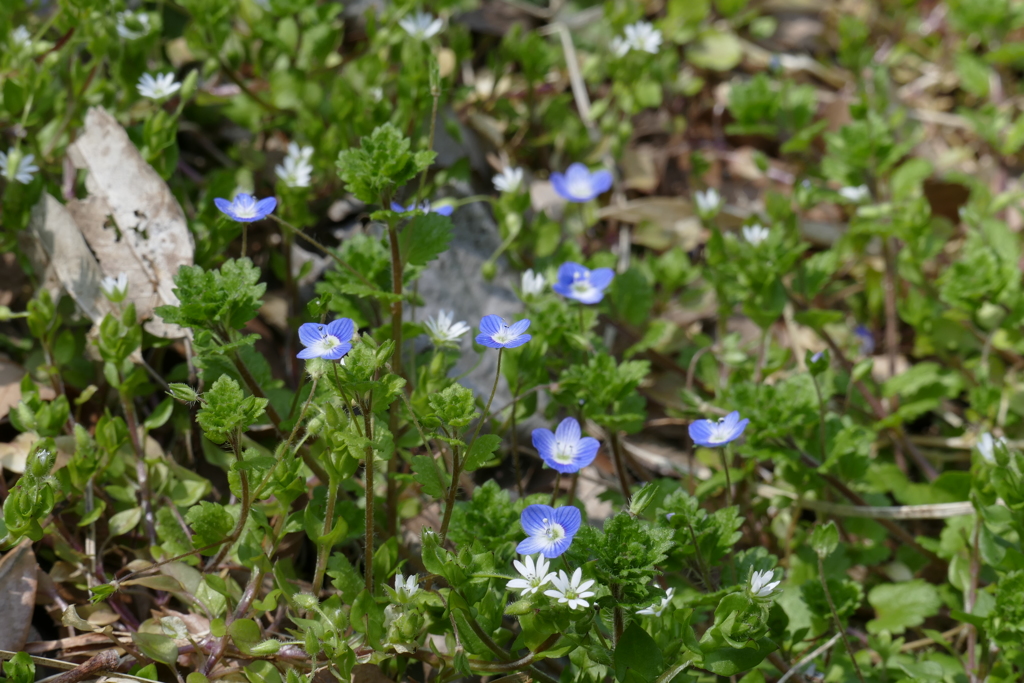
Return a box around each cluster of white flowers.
[137,73,182,101]
[399,11,443,40]
[611,21,662,57]
[0,148,39,185]
[507,557,596,611]
[275,142,314,189]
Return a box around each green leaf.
[399,213,454,267]
[228,618,262,655]
[185,501,235,550]
[108,507,143,537]
[336,123,436,204]
[196,375,268,444]
[701,638,777,676]
[810,521,839,558]
[687,29,742,71]
[2,652,35,683]
[411,455,447,499]
[156,258,266,333]
[614,624,663,683]
[867,580,941,634]
[429,384,479,427]
[132,632,180,665]
[144,397,175,430]
[613,268,654,328]
[463,434,502,472]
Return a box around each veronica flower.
[689,411,749,447]
[0,148,39,184]
[552,262,614,304]
[493,167,524,193]
[520,269,546,297]
[517,504,581,558]
[115,11,152,40]
[476,315,532,349]
[296,318,355,360]
[544,568,596,610]
[424,310,470,346]
[394,572,419,603]
[623,21,662,54]
[694,188,721,217]
[275,142,314,188]
[550,163,613,203]
[390,200,454,216]
[977,432,1006,464]
[215,193,277,222]
[636,587,675,617]
[506,555,556,596]
[399,11,443,40]
[742,224,770,246]
[100,273,129,303]
[749,570,781,599]
[839,185,870,203]
[533,417,599,474]
[137,73,182,101]
[854,325,875,355]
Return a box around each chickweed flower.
[493,166,524,193]
[399,11,443,40]
[977,432,1006,464]
[275,142,314,189]
[137,73,182,101]
[544,568,596,610]
[100,273,129,303]
[425,310,470,346]
[624,21,663,54]
[476,315,532,349]
[742,224,770,246]
[297,318,355,361]
[749,570,781,599]
[839,185,870,203]
[689,411,749,447]
[507,555,556,596]
[394,572,419,603]
[533,417,599,474]
[637,587,675,617]
[552,262,614,304]
[11,26,32,48]
[115,11,152,40]
[610,36,630,58]
[215,193,277,222]
[521,269,546,297]
[391,200,454,216]
[694,188,721,217]
[550,163,613,203]
[517,504,581,558]
[0,148,39,185]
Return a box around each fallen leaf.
[0,355,26,421]
[599,198,704,250]
[0,432,38,474]
[0,540,39,651]
[621,145,661,193]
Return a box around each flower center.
[542,518,565,542]
[493,326,514,343]
[321,335,339,349]
[553,441,575,464]
[568,177,592,199]
[707,420,732,444]
[234,198,258,218]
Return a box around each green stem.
[386,215,404,540]
[818,554,867,683]
[311,474,340,598]
[550,472,562,506]
[205,435,251,570]
[270,215,375,289]
[363,396,376,594]
[812,374,828,461]
[720,446,733,507]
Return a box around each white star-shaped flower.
[0,148,39,184]
[399,11,443,40]
[493,167,524,193]
[275,142,314,188]
[521,269,546,297]
[424,310,470,346]
[636,587,675,617]
[742,224,770,246]
[544,568,597,610]
[694,188,721,216]
[839,185,870,203]
[100,273,129,303]
[624,21,662,54]
[137,73,182,100]
[506,555,556,597]
[115,11,152,40]
[750,569,781,599]
[394,572,419,603]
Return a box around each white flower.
[750,570,781,599]
[0,148,39,184]
[977,432,1006,464]
[493,167,524,193]
[424,310,471,346]
[507,555,556,597]
[275,142,314,188]
[399,11,443,40]
[521,269,546,297]
[369,86,384,103]
[100,273,129,303]
[394,572,419,603]
[742,224,770,246]
[624,21,662,54]
[115,11,152,40]
[839,185,870,203]
[610,36,630,57]
[637,587,675,617]
[137,73,182,100]
[544,568,597,610]
[694,188,721,216]
[11,26,32,48]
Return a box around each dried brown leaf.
[0,540,38,651]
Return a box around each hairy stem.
[311,474,340,598]
[719,446,733,507]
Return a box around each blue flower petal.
[255,196,278,218]
[551,281,574,298]
[517,536,547,555]
[572,437,600,469]
[479,314,503,337]
[326,318,355,342]
[555,417,581,446]
[321,342,352,361]
[501,333,531,348]
[550,172,569,200]
[520,504,556,536]
[475,333,504,348]
[297,346,322,359]
[688,420,714,447]
[731,418,750,441]
[507,318,531,337]
[589,268,615,291]
[532,428,556,460]
[542,535,572,558]
[434,204,454,216]
[557,262,587,284]
[552,505,581,537]
[590,169,613,195]
[391,202,407,212]
[214,197,233,214]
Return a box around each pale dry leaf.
[598,197,704,250]
[66,106,194,338]
[0,432,38,474]
[0,355,26,421]
[0,540,38,651]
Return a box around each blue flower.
[214,193,277,222]
[297,318,355,360]
[390,200,454,216]
[475,314,532,349]
[854,325,875,355]
[689,411,749,447]
[517,504,581,558]
[550,163,613,202]
[533,417,599,474]
[552,262,615,304]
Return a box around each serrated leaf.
[399,213,454,267]
[463,434,502,472]
[411,455,447,499]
